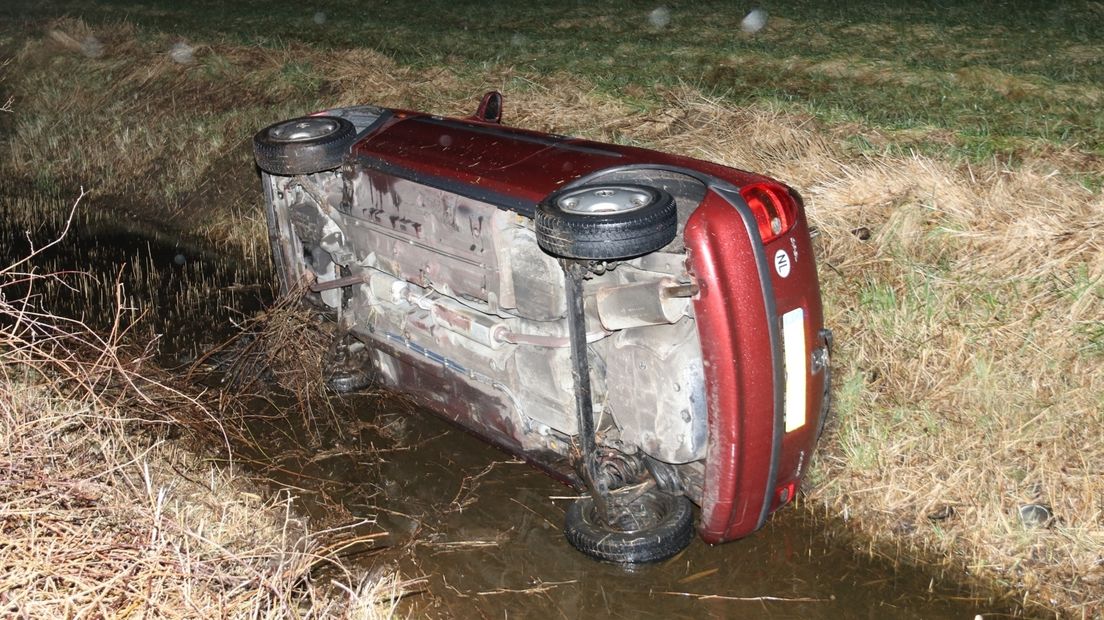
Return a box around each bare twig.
[662,591,832,603]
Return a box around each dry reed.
[0,195,407,618]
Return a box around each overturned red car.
[253,93,831,563]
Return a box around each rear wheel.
[564,488,694,563]
[535,184,677,260]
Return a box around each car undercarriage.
[253,93,830,562]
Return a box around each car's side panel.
[351,114,779,216]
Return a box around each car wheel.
[564,489,694,563]
[253,115,357,175]
[535,184,677,260]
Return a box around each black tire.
[253,115,357,175]
[564,489,694,563]
[324,336,376,393]
[535,184,677,260]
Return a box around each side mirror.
[473,91,503,124]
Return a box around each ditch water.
[0,188,274,360]
[251,390,1018,619]
[0,191,1023,619]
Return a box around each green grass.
[4,0,1103,161]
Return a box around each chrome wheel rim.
[268,117,341,142]
[557,186,655,215]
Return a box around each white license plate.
[782,308,807,433]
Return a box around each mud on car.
[252,92,831,563]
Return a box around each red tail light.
[740,183,797,243]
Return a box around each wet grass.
[0,183,274,361]
[4,0,1103,160]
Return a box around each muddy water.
[0,189,273,358]
[0,205,1021,619]
[245,391,1018,620]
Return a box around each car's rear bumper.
[686,187,828,543]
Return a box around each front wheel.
[253,115,357,175]
[564,488,694,563]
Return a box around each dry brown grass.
[625,90,1103,616]
[4,19,1103,617]
[0,200,407,618]
[188,283,354,449]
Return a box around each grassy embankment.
[1,1,1102,616]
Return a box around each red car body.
[255,95,830,554]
